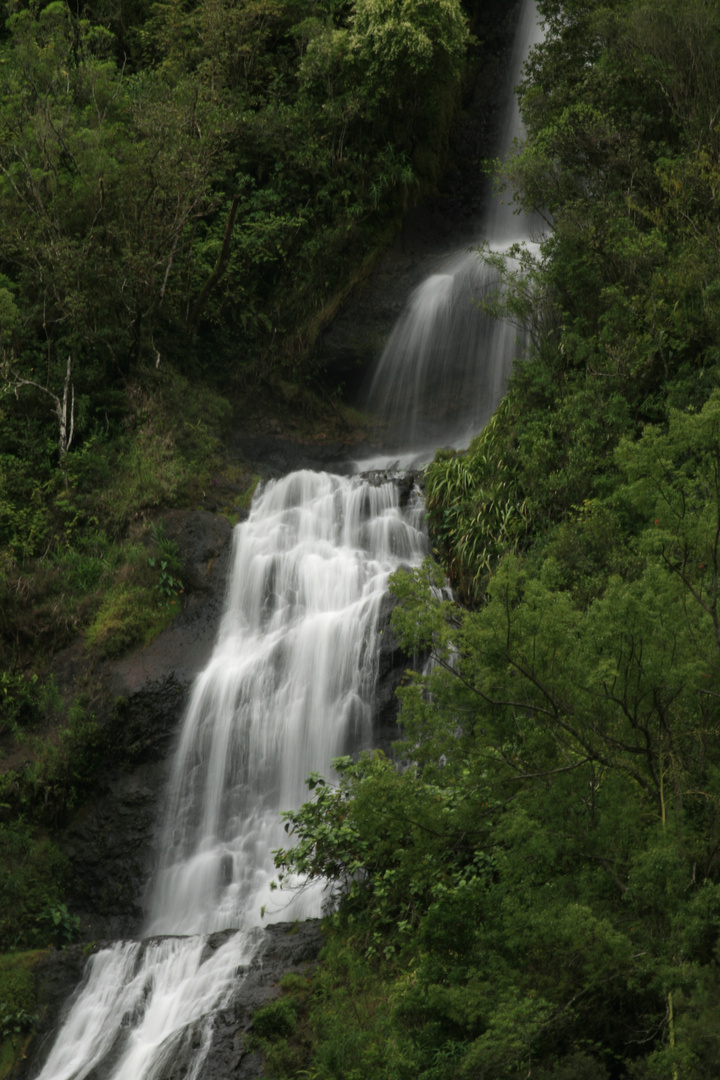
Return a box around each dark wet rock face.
[109,510,233,703]
[158,509,233,593]
[374,591,411,751]
[230,432,362,478]
[61,760,170,941]
[197,922,324,1080]
[22,922,324,1080]
[54,510,234,942]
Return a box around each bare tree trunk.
[188,194,241,331]
[57,354,75,459]
[3,354,75,462]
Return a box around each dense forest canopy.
[256,1,720,1078]
[0,0,475,670]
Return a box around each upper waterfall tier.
[360,0,544,467]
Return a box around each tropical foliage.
[260,1,720,1077]
[0,0,472,661]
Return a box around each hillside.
[255,2,720,1078]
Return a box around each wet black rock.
[198,921,324,1080]
[158,509,233,592]
[21,922,324,1080]
[51,510,235,941]
[61,759,170,940]
[230,433,360,478]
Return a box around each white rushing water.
[35,935,262,1080]
[36,473,426,1080]
[361,0,544,466]
[147,472,426,936]
[34,3,541,1077]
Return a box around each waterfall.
[32,3,541,1077]
[34,473,426,1080]
[146,472,426,937]
[362,0,544,465]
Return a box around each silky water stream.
[35,475,426,1080]
[33,3,541,1077]
[362,0,544,466]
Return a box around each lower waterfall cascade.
[31,2,542,1077]
[34,473,426,1080]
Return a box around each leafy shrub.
[0,950,43,1078]
[0,674,61,740]
[252,997,298,1039]
[0,823,69,951]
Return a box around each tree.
[0,2,232,405]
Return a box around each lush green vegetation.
[6,0,720,1075]
[0,0,481,1071]
[0,0,474,657]
[0,949,46,1078]
[257,1,720,1077]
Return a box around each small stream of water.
[33,4,541,1077]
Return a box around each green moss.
[0,950,45,1080]
[252,998,298,1039]
[82,532,184,658]
[0,822,70,951]
[0,951,40,1015]
[238,475,261,513]
[84,582,177,658]
[0,1040,17,1080]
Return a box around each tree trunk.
[188,194,241,331]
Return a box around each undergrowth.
[248,934,403,1080]
[0,950,44,1080]
[0,368,228,665]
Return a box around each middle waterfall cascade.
[33,3,542,1078]
[35,473,426,1080]
[146,472,426,937]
